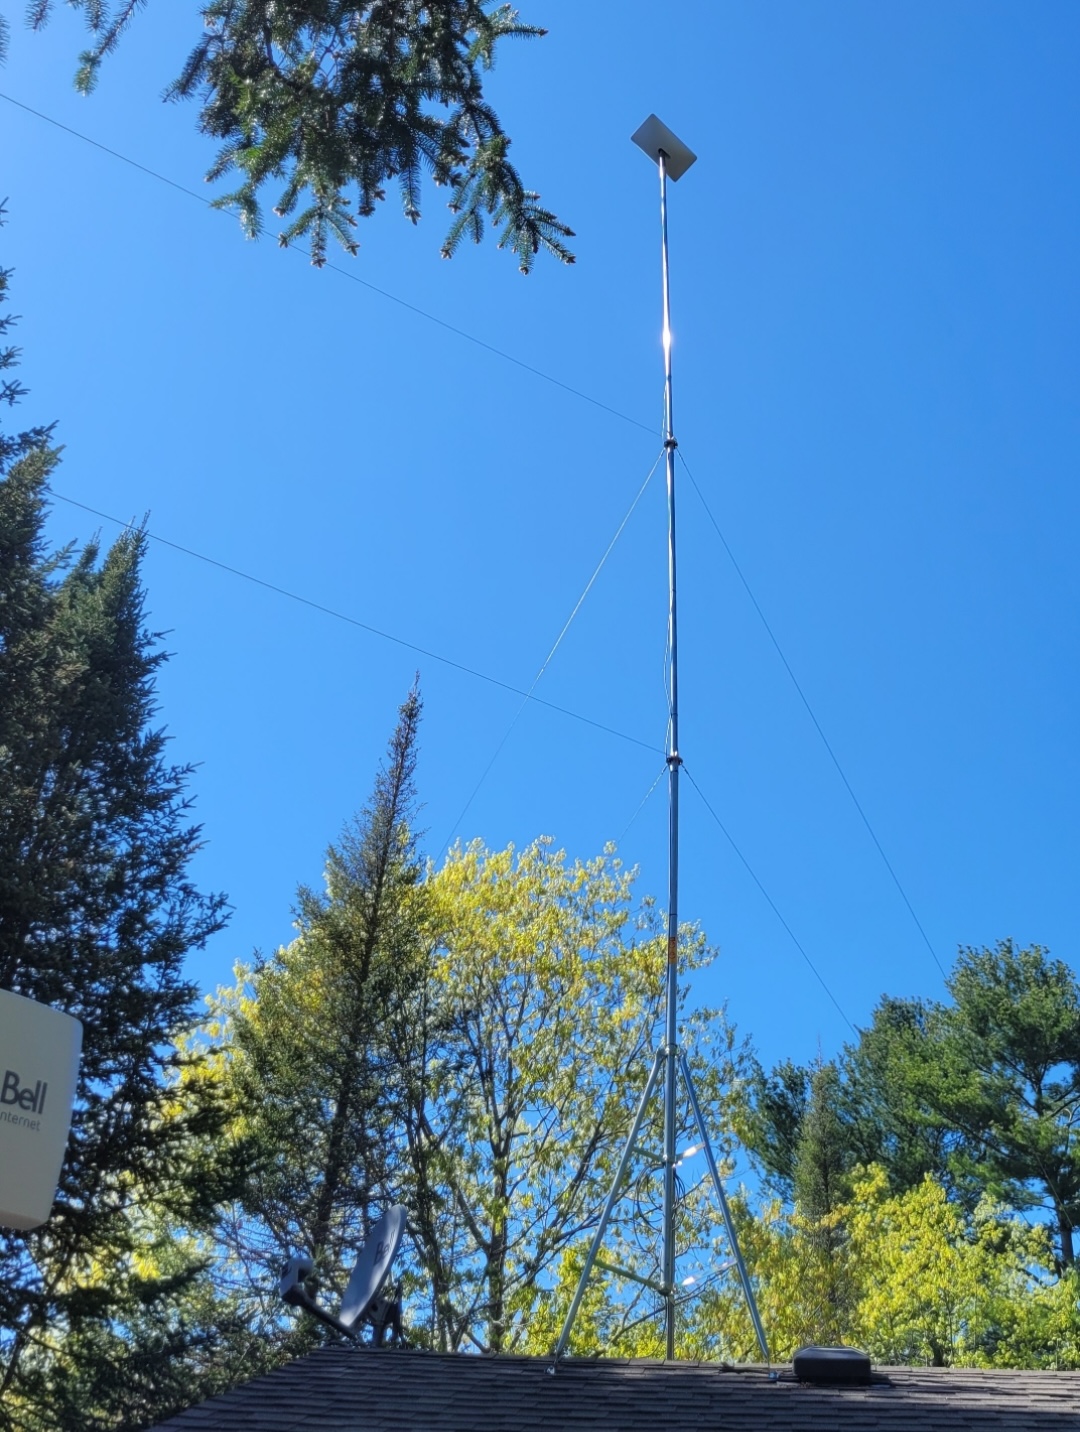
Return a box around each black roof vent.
[793,1345,872,1386]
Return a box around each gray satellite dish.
[278,1205,407,1345]
[340,1204,406,1329]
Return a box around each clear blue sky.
[2,2,1078,1097]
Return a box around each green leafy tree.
[744,943,1080,1274]
[703,1168,1080,1369]
[699,1193,854,1359]
[411,838,753,1356]
[214,806,755,1360]
[734,941,1080,1364]
[844,1167,1079,1369]
[17,2,575,271]
[0,228,238,1431]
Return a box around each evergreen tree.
[834,944,1080,1270]
[737,1058,810,1201]
[793,1061,850,1225]
[204,786,754,1360]
[202,683,429,1352]
[15,2,575,271]
[790,1061,854,1339]
[937,942,1080,1270]
[0,226,236,1432]
[743,944,1080,1274]
[839,994,956,1194]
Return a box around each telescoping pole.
[552,117,768,1366]
[658,145,681,1363]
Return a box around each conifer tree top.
[17,2,576,272]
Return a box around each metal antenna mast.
[554,116,769,1365]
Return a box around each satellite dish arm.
[281,1281,358,1341]
[279,1255,358,1341]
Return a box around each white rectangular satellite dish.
[0,989,82,1231]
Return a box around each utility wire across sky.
[48,483,858,1032]
[0,90,655,439]
[45,487,662,756]
[6,86,942,1009]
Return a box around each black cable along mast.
[553,115,770,1365]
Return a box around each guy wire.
[616,766,667,848]
[437,452,664,856]
[682,765,856,1035]
[679,450,947,982]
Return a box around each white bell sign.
[0,988,82,1231]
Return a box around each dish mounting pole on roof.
[554,116,769,1366]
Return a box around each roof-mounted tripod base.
[552,1048,768,1363]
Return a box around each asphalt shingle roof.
[148,1344,1080,1432]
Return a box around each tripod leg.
[679,1052,770,1363]
[554,1047,665,1359]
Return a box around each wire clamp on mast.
[664,437,678,450]
[666,750,682,767]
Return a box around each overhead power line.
[5,88,943,1017]
[48,495,848,1038]
[0,89,654,439]
[45,487,662,756]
